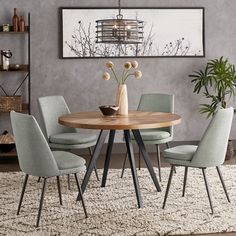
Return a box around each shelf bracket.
[0,84,8,96]
[13,73,29,96]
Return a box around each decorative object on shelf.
[102,60,142,115]
[0,130,15,153]
[12,8,19,32]
[96,0,144,44]
[2,24,10,32]
[60,7,204,58]
[19,16,25,32]
[0,50,12,70]
[189,56,236,160]
[0,96,22,112]
[9,64,20,71]
[99,105,119,116]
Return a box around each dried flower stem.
[110,67,119,84]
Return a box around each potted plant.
[189,56,236,160]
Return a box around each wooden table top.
[59,111,181,130]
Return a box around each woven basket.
[0,133,15,153]
[0,96,22,112]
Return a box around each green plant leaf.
[190,56,236,117]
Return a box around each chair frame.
[17,173,87,227]
[162,164,230,214]
[162,107,233,214]
[37,96,99,182]
[11,111,88,227]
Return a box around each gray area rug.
[0,166,236,235]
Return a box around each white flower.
[124,61,132,70]
[102,72,110,81]
[134,70,142,79]
[106,61,114,69]
[131,61,138,69]
[102,61,142,84]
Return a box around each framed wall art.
[60,7,205,58]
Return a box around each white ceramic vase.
[116,84,128,115]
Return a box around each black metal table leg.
[74,173,88,218]
[155,144,162,182]
[88,147,100,181]
[101,130,116,187]
[124,130,143,208]
[78,130,109,200]
[120,152,128,178]
[132,129,161,192]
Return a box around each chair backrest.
[37,96,75,140]
[137,93,174,134]
[191,107,234,167]
[10,111,59,177]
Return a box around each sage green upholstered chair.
[10,111,87,227]
[121,93,174,181]
[162,107,234,214]
[37,96,99,183]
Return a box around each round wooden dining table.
[59,111,181,208]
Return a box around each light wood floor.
[0,151,236,236]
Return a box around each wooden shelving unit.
[0,25,29,33]
[0,64,29,72]
[0,149,17,157]
[0,13,31,157]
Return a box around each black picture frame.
[59,7,205,59]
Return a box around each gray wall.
[1,0,236,143]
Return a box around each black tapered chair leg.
[56,176,62,205]
[138,148,141,170]
[74,173,88,218]
[182,167,188,197]
[162,165,175,209]
[216,166,230,202]
[88,147,99,181]
[93,166,99,181]
[202,168,214,214]
[173,166,177,173]
[67,174,71,190]
[17,174,29,215]
[155,144,162,182]
[121,151,128,178]
[36,178,47,228]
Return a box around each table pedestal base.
[77,129,161,208]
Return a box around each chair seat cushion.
[53,151,86,170]
[49,133,97,145]
[164,145,198,161]
[131,130,170,141]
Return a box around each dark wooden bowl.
[99,105,119,116]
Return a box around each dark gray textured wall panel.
[0,0,236,142]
